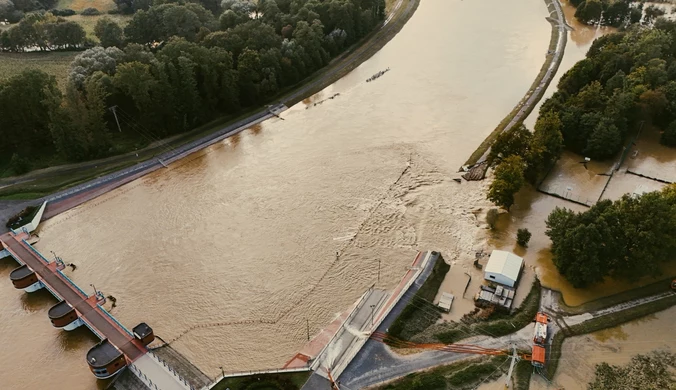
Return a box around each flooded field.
[0,0,554,387]
[531,306,676,389]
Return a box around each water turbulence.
[1,0,553,387]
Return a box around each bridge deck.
[1,232,146,362]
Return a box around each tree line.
[545,185,676,288]
[485,111,564,210]
[485,20,676,210]
[571,0,666,27]
[0,0,386,174]
[541,21,676,156]
[0,11,87,51]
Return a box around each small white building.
[484,250,524,288]
[437,292,455,313]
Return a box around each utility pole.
[109,105,122,132]
[504,344,519,388]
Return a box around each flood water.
[531,306,676,389]
[499,0,676,306]
[0,0,553,387]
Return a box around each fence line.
[625,170,674,184]
[98,305,133,337]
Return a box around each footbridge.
[1,202,192,390]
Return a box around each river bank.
[464,0,568,166]
[0,0,420,224]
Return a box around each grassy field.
[63,14,132,41]
[0,51,76,89]
[57,0,116,12]
[212,372,310,390]
[377,356,509,390]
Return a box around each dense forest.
[546,185,676,287]
[541,21,676,159]
[486,20,676,211]
[0,0,386,173]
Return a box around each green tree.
[583,117,622,159]
[487,124,532,167]
[526,111,563,182]
[94,17,124,48]
[546,187,676,287]
[575,0,603,26]
[0,69,61,156]
[48,21,86,49]
[487,155,525,210]
[516,228,531,247]
[661,120,676,147]
[237,48,262,105]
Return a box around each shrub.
[107,9,121,14]
[81,7,100,15]
[516,228,532,247]
[6,205,38,229]
[486,208,499,229]
[661,121,676,147]
[51,9,76,16]
[9,153,30,175]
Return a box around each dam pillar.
[9,264,44,292]
[48,301,84,331]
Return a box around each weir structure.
[1,202,192,390]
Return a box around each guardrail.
[146,349,196,390]
[97,304,133,337]
[21,239,51,265]
[129,363,162,390]
[55,269,89,298]
[309,283,375,372]
[206,367,310,390]
[46,104,287,207]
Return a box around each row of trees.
[545,185,676,288]
[0,0,386,173]
[0,12,87,50]
[0,0,57,23]
[571,0,641,27]
[485,111,564,210]
[537,22,676,161]
[571,0,667,27]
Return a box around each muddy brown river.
[4,1,664,389]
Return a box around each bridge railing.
[21,239,51,265]
[97,305,134,337]
[129,363,162,390]
[56,269,89,298]
[146,349,194,390]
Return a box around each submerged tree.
[487,155,525,211]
